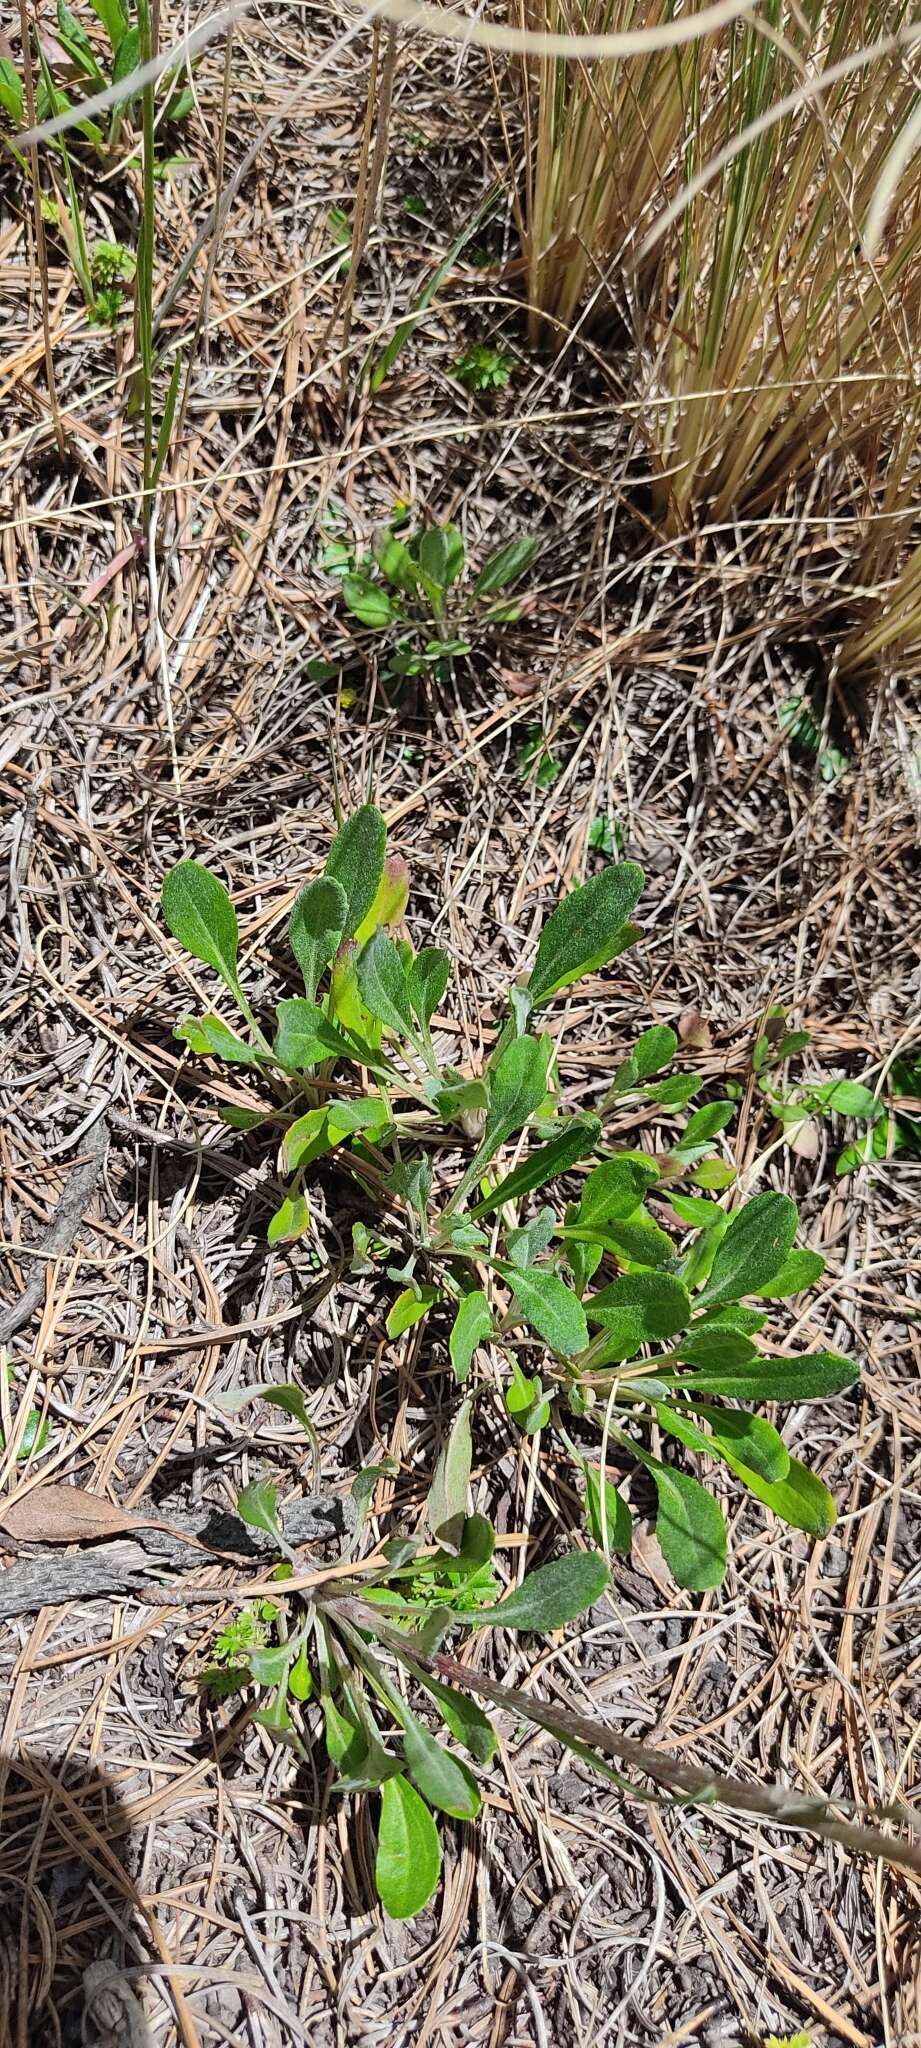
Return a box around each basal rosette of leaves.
[162,806,864,1916]
[317,514,538,684]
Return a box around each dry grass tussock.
[514,0,921,674]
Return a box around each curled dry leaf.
[678,1007,711,1050]
[788,1116,821,1160]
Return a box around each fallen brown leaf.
[0,1484,141,1544]
[0,1483,269,1560]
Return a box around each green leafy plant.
[322,515,538,683]
[0,1,193,166]
[201,1465,607,1918]
[162,804,860,1607]
[517,722,561,788]
[450,341,517,392]
[89,237,136,326]
[780,696,849,784]
[739,1006,913,1176]
[4,1,190,520]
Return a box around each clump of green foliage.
[0,0,194,154]
[0,1,191,342]
[780,697,849,784]
[198,1469,607,1918]
[450,342,517,392]
[320,511,537,683]
[162,805,860,1585]
[89,238,136,326]
[161,806,863,1916]
[738,1006,916,1176]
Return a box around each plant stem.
[17,0,64,458]
[135,0,157,524]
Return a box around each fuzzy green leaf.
[505,1207,556,1268]
[471,1115,600,1218]
[528,863,645,1005]
[273,998,360,1072]
[657,1400,790,1485]
[752,1247,826,1298]
[357,931,417,1042]
[219,1106,268,1132]
[698,1305,768,1335]
[162,860,241,998]
[375,1775,441,1919]
[501,1263,588,1358]
[96,0,128,53]
[323,1694,369,1772]
[0,57,24,123]
[175,1014,259,1064]
[288,876,348,1000]
[661,1349,859,1403]
[585,1271,691,1359]
[416,1670,497,1763]
[288,1644,314,1700]
[473,534,539,597]
[325,804,388,939]
[695,1192,799,1307]
[633,1025,678,1078]
[482,1549,608,1632]
[236,1480,285,1548]
[576,1154,660,1225]
[449,1290,493,1384]
[505,1360,551,1432]
[479,1034,551,1165]
[589,1209,676,1268]
[721,1451,837,1535]
[354,854,410,945]
[418,524,464,593]
[682,1403,791,1484]
[375,533,419,593]
[267,1189,310,1245]
[408,947,450,1032]
[283,1097,389,1172]
[427,1398,473,1550]
[667,1330,758,1367]
[387,1286,441,1339]
[642,1456,727,1589]
[679,1101,734,1146]
[111,24,140,94]
[583,1462,632,1554]
[668,1193,724,1229]
[402,1713,480,1819]
[809,1079,882,1119]
[342,573,395,628]
[248,1641,294,1687]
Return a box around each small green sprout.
[450,342,517,391]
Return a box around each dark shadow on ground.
[0,1749,152,2048]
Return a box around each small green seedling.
[322,515,538,684]
[450,342,517,391]
[743,1006,909,1175]
[517,723,561,788]
[90,239,136,326]
[780,695,849,784]
[162,805,860,1612]
[835,1053,921,1174]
